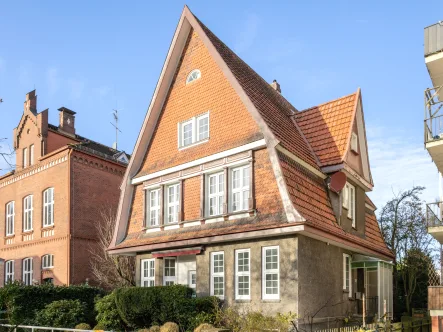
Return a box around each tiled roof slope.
[194,16,320,171]
[295,92,358,166]
[278,151,393,258]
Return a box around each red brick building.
[109,6,394,325]
[0,90,128,286]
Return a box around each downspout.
[67,148,73,284]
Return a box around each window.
[207,172,224,216]
[23,195,33,232]
[43,188,54,227]
[210,252,224,298]
[351,132,358,153]
[5,260,14,284]
[186,69,201,84]
[343,254,352,297]
[165,184,180,224]
[30,145,34,165]
[23,147,28,168]
[231,165,250,212]
[188,270,196,289]
[178,113,210,148]
[141,259,155,287]
[343,183,356,226]
[262,246,279,300]
[146,189,160,227]
[235,249,250,300]
[42,254,54,269]
[163,258,176,285]
[5,201,14,236]
[22,258,33,286]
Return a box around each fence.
[0,324,109,332]
[315,318,431,332]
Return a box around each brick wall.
[46,130,77,155]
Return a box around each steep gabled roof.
[295,91,358,167]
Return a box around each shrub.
[194,323,214,332]
[95,292,127,331]
[149,326,161,332]
[75,323,92,330]
[92,323,106,330]
[160,322,179,332]
[35,299,86,328]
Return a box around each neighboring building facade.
[423,21,443,332]
[108,7,393,326]
[0,90,128,286]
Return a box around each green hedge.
[113,285,219,331]
[0,282,105,326]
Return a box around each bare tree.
[0,138,14,172]
[90,208,136,288]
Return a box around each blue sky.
[0,1,442,209]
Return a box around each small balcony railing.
[424,86,443,144]
[426,202,443,228]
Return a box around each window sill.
[22,230,34,235]
[5,234,15,239]
[42,225,55,230]
[178,138,209,151]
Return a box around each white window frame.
[262,246,280,300]
[141,258,155,287]
[5,201,15,236]
[343,254,352,297]
[230,165,250,212]
[22,258,33,286]
[343,183,356,227]
[165,184,180,224]
[207,172,224,216]
[42,254,54,269]
[351,132,358,153]
[30,144,34,166]
[186,69,201,84]
[235,249,251,300]
[43,188,54,227]
[23,147,28,168]
[210,251,225,299]
[146,188,160,227]
[178,112,210,149]
[23,195,33,232]
[163,257,176,285]
[5,260,14,284]
[188,270,196,289]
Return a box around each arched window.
[42,254,54,269]
[186,69,201,84]
[22,258,33,285]
[43,188,54,227]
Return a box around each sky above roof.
[0,0,442,209]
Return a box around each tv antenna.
[110,109,122,150]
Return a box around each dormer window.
[186,69,201,84]
[351,132,358,153]
[178,112,209,149]
[343,182,356,227]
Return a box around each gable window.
[43,188,54,227]
[23,147,28,168]
[5,202,15,236]
[262,246,279,300]
[30,145,34,166]
[186,69,201,84]
[207,172,224,216]
[23,195,33,232]
[231,165,250,212]
[210,251,224,299]
[42,254,54,269]
[351,132,358,153]
[235,249,250,300]
[22,258,33,286]
[178,112,210,148]
[141,258,155,287]
[146,189,160,227]
[165,184,180,224]
[343,254,352,297]
[163,258,176,285]
[5,260,14,284]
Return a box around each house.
[0,90,128,286]
[108,6,393,325]
[423,21,443,332]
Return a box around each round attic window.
[186,69,201,84]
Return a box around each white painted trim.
[146,227,161,233]
[210,251,225,299]
[262,246,280,300]
[133,139,266,184]
[235,248,251,300]
[275,144,326,179]
[164,224,180,231]
[140,258,155,287]
[430,310,443,317]
[183,221,201,227]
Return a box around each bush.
[35,299,86,328]
[194,323,214,332]
[92,323,106,330]
[75,323,92,330]
[149,326,161,332]
[114,285,219,331]
[0,282,105,326]
[95,292,127,331]
[160,322,179,332]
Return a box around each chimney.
[24,90,37,113]
[270,79,281,93]
[58,107,76,136]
